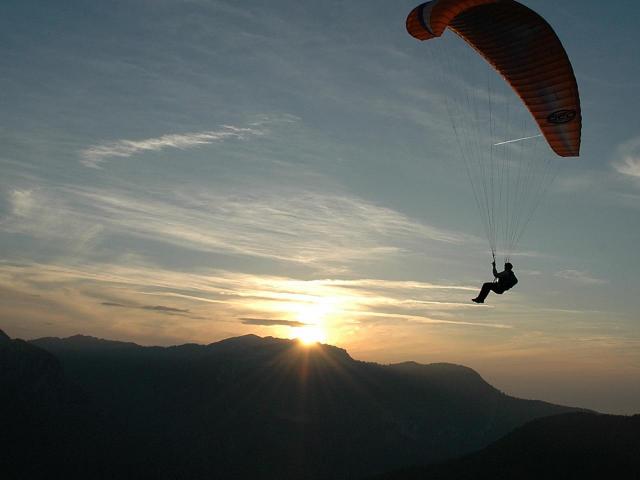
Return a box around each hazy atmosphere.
[1,0,639,415]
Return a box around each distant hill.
[21,331,580,479]
[374,412,640,479]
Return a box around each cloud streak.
[1,182,467,271]
[615,156,640,180]
[613,136,640,183]
[555,270,608,285]
[240,318,308,327]
[101,302,191,315]
[79,125,265,168]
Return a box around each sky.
[1,0,639,414]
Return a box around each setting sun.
[287,296,337,345]
[293,325,327,345]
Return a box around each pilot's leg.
[473,282,495,303]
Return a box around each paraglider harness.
[492,255,518,293]
[497,273,518,292]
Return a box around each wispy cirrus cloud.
[79,125,265,168]
[555,269,608,285]
[8,189,35,217]
[613,136,640,183]
[615,156,640,180]
[1,183,467,271]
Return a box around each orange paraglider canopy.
[406,0,581,157]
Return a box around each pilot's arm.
[492,262,499,278]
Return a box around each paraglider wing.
[406,0,581,157]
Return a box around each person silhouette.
[472,261,518,304]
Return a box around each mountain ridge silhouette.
[2,329,590,479]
